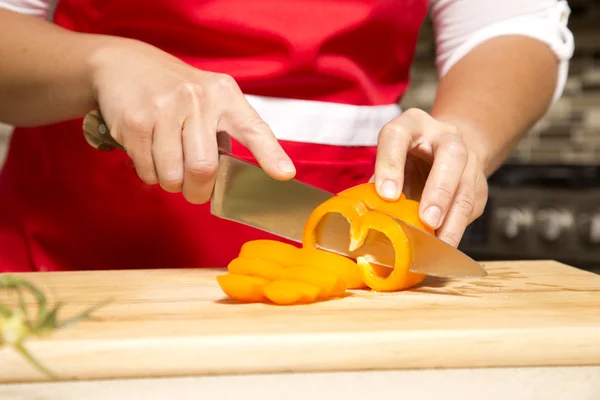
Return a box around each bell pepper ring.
[302,183,435,292]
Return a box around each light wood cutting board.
[1,260,599,383]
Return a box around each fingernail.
[277,160,295,173]
[423,206,441,228]
[380,179,398,199]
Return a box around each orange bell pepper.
[302,183,435,292]
[216,240,350,305]
[216,182,434,303]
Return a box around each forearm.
[430,35,559,176]
[0,9,119,127]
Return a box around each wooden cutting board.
[1,260,600,383]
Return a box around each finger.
[213,76,295,180]
[419,132,468,230]
[374,119,413,200]
[181,111,219,204]
[119,112,158,185]
[223,104,295,180]
[152,114,184,193]
[435,149,478,247]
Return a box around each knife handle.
[82,110,126,152]
[82,110,232,154]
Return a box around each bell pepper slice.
[217,239,350,305]
[239,240,302,265]
[227,257,287,281]
[216,274,269,303]
[338,182,406,211]
[239,240,348,291]
[238,241,348,296]
[263,280,321,305]
[299,248,357,292]
[352,210,426,291]
[301,196,369,289]
[302,183,434,292]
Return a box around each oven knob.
[536,208,573,243]
[495,207,532,240]
[578,212,600,246]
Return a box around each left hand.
[371,108,489,247]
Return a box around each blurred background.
[0,0,598,272]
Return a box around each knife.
[82,110,487,278]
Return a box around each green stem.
[0,275,48,323]
[57,299,111,329]
[13,342,58,379]
[0,303,12,317]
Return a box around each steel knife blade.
[211,152,488,278]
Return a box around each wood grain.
[1,260,599,383]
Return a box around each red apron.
[0,0,428,272]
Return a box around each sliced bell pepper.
[301,196,370,289]
[216,182,434,303]
[302,183,435,292]
[216,240,350,305]
[216,274,269,303]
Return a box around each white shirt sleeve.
[0,0,50,18]
[430,0,575,104]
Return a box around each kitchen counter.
[1,366,600,400]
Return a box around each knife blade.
[211,152,487,278]
[82,110,487,278]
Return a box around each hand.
[90,39,296,203]
[372,108,489,247]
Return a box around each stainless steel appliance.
[459,165,600,272]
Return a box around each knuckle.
[379,122,410,142]
[403,107,427,119]
[383,157,404,171]
[185,158,218,177]
[444,140,468,160]
[178,82,205,100]
[444,123,460,137]
[149,95,169,113]
[212,73,238,93]
[433,185,455,205]
[122,111,152,133]
[454,193,476,216]
[240,118,272,140]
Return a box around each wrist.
[84,35,144,106]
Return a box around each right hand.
[89,39,296,203]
